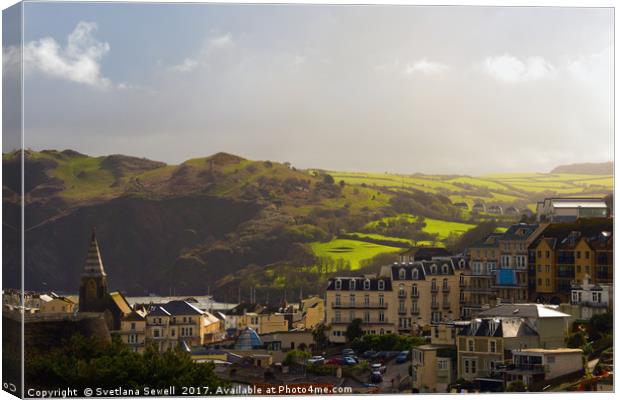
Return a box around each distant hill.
[550,162,613,175]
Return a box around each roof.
[81,230,107,278]
[399,246,450,260]
[551,201,607,208]
[158,300,204,316]
[460,318,538,338]
[500,223,539,241]
[226,302,263,316]
[123,309,146,321]
[109,291,133,314]
[234,327,263,350]
[148,306,171,317]
[514,348,583,354]
[477,304,571,319]
[469,234,502,249]
[529,219,613,250]
[326,276,392,291]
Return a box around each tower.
[78,229,109,312]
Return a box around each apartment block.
[463,234,501,319]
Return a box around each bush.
[283,349,311,366]
[566,331,587,348]
[351,333,425,352]
[507,380,527,392]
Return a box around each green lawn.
[309,239,402,270]
[422,218,476,239]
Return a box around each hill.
[550,162,613,175]
[3,149,612,302]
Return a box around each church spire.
[82,227,107,278]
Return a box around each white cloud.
[2,45,22,75]
[404,59,449,75]
[566,46,612,84]
[482,54,556,83]
[169,57,199,73]
[208,33,234,50]
[22,21,112,88]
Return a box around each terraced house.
[529,219,613,303]
[326,256,467,342]
[326,276,394,343]
[463,233,501,319]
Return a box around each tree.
[312,324,330,353]
[323,174,335,185]
[507,380,527,392]
[339,180,346,188]
[566,331,587,348]
[345,318,364,342]
[283,349,311,365]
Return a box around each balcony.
[431,302,439,309]
[571,300,609,308]
[331,318,390,325]
[411,292,420,299]
[505,363,547,374]
[431,286,438,293]
[410,309,420,315]
[398,292,407,299]
[398,309,407,315]
[331,302,388,309]
[463,286,497,294]
[442,286,450,293]
[442,302,451,310]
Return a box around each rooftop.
[477,304,571,319]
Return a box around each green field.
[309,239,403,270]
[364,214,475,240]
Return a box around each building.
[38,293,76,314]
[505,206,520,216]
[463,234,501,319]
[536,197,608,223]
[298,296,325,330]
[455,202,469,210]
[144,300,222,351]
[325,276,393,343]
[488,205,503,215]
[411,321,465,393]
[503,348,584,391]
[456,317,539,389]
[566,276,612,319]
[472,202,486,213]
[477,304,571,349]
[495,223,543,304]
[237,309,289,334]
[119,310,147,353]
[529,219,613,303]
[399,246,451,263]
[379,257,466,331]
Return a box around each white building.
[569,275,612,319]
[536,197,608,222]
[505,348,584,389]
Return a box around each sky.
[2,3,614,175]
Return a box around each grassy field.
[364,214,476,240]
[309,239,403,270]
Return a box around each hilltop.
[550,161,613,175]
[3,149,612,302]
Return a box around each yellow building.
[38,294,76,314]
[463,234,500,319]
[529,219,613,303]
[238,311,289,334]
[119,310,147,353]
[299,296,325,330]
[145,300,220,352]
[325,276,395,343]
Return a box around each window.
[378,280,385,290]
[171,328,175,337]
[489,340,496,353]
[545,251,550,258]
[335,311,341,322]
[592,292,601,303]
[130,322,136,330]
[153,329,160,338]
[350,279,356,290]
[576,251,581,259]
[411,301,418,313]
[364,311,370,322]
[398,284,405,297]
[349,294,356,306]
[546,265,551,273]
[379,294,384,306]
[399,268,406,280]
[431,279,437,291]
[464,360,470,374]
[128,334,138,344]
[335,279,342,290]
[431,264,438,274]
[379,311,385,322]
[412,269,419,280]
[399,300,405,313]
[467,339,474,352]
[442,264,449,274]
[431,311,441,324]
[471,360,477,374]
[443,278,449,290]
[545,278,550,287]
[438,360,448,370]
[537,250,541,258]
[412,284,418,297]
[364,294,370,306]
[585,251,590,259]
[364,279,371,290]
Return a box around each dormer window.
[442,264,449,274]
[364,279,371,290]
[378,280,385,290]
[399,268,406,280]
[335,279,342,290]
[412,269,419,280]
[459,259,465,268]
[431,264,438,274]
[350,279,356,290]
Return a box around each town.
[3,196,613,394]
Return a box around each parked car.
[370,371,383,384]
[371,363,387,374]
[307,356,325,365]
[395,350,410,364]
[362,350,377,359]
[325,357,343,365]
[343,356,358,366]
[342,348,354,354]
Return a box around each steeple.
[78,228,109,313]
[81,228,107,278]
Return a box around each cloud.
[404,59,449,75]
[208,33,234,50]
[566,46,612,84]
[169,57,199,73]
[2,45,22,75]
[482,54,556,83]
[21,21,112,88]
